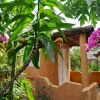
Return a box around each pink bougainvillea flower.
[2,36,9,43]
[85,27,100,52]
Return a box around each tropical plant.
[0,0,75,97]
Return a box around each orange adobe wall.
[35,76,98,100]
[70,71,100,86]
[24,66,41,93]
[70,71,82,83]
[89,72,100,86]
[39,50,59,85]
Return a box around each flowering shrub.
[0,34,8,43]
[0,34,9,77]
[85,28,100,52]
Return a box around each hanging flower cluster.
[0,34,9,43]
[85,28,100,52]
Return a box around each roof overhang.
[51,25,94,47]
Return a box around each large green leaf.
[10,18,26,41]
[39,22,74,31]
[40,9,63,22]
[23,37,35,63]
[39,34,63,62]
[10,17,32,41]
[41,48,48,60]
[0,1,34,9]
[21,79,34,100]
[32,50,39,68]
[43,0,63,10]
[57,28,67,42]
[40,36,56,62]
[5,13,34,28]
[16,32,33,42]
[23,45,32,64]
[43,0,75,18]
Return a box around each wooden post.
[80,34,89,87]
[66,45,70,81]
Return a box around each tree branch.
[0,45,40,96]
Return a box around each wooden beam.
[80,34,89,87]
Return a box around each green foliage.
[64,0,100,26]
[1,0,99,70]
[0,43,10,77]
[0,77,34,100]
[70,47,100,72]
[0,42,31,99]
[70,47,81,71]
[89,60,100,72]
[0,0,75,67]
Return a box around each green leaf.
[32,22,39,33]
[32,50,39,68]
[21,79,34,100]
[40,9,63,22]
[39,22,74,32]
[57,29,67,42]
[23,44,33,64]
[0,1,34,9]
[42,48,48,60]
[39,34,62,62]
[44,0,62,10]
[23,37,35,63]
[56,23,74,28]
[79,15,85,26]
[10,17,32,41]
[9,18,26,41]
[5,14,34,28]
[41,36,56,62]
[61,6,75,18]
[8,44,25,61]
[25,0,34,4]
[45,36,62,58]
[44,0,75,18]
